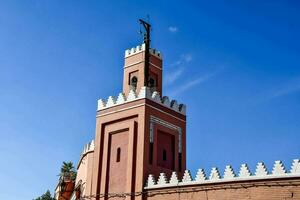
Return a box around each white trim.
[124,61,144,69]
[144,159,300,189]
[149,62,162,71]
[124,61,162,71]
[145,104,186,122]
[97,87,186,115]
[97,103,145,117]
[97,102,186,123]
[150,116,182,153]
[145,174,300,190]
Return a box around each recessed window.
[157,130,175,170]
[163,149,167,161]
[130,76,138,89]
[178,153,182,172]
[149,78,155,88]
[149,143,153,165]
[116,147,121,162]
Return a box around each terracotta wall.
[144,178,300,200]
[76,151,94,197]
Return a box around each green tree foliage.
[33,190,55,200]
[34,162,76,199]
[60,161,76,180]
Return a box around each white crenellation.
[291,159,300,174]
[125,43,162,59]
[116,93,126,104]
[78,140,95,169]
[97,87,186,115]
[89,140,95,149]
[97,99,106,110]
[83,144,87,153]
[127,89,137,101]
[239,164,252,177]
[144,159,300,189]
[146,174,156,187]
[149,48,162,58]
[162,96,171,107]
[255,162,268,176]
[182,170,193,182]
[106,96,116,107]
[179,104,186,115]
[80,140,95,156]
[138,87,152,99]
[223,165,236,179]
[169,172,179,184]
[195,169,207,182]
[151,91,161,103]
[157,173,168,185]
[171,100,179,111]
[272,160,286,175]
[209,167,221,180]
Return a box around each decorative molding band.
[124,61,144,69]
[150,115,182,153]
[97,87,186,115]
[124,43,162,59]
[97,103,145,118]
[124,61,162,71]
[145,104,186,123]
[149,62,162,71]
[145,159,300,189]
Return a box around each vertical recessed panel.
[107,129,129,194]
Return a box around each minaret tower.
[90,20,187,200]
[123,19,162,95]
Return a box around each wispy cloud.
[168,71,219,97]
[171,54,192,66]
[168,26,178,33]
[254,77,300,103]
[165,68,184,86]
[164,54,193,85]
[270,79,300,99]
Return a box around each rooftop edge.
[97,87,186,115]
[145,159,300,189]
[124,43,162,59]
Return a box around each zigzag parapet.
[80,140,94,156]
[145,159,300,189]
[124,43,162,59]
[97,87,186,115]
[77,140,95,168]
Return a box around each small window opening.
[178,153,182,171]
[149,78,155,88]
[163,149,167,161]
[116,147,121,162]
[130,76,138,90]
[149,143,153,165]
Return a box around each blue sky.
[0,0,300,199]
